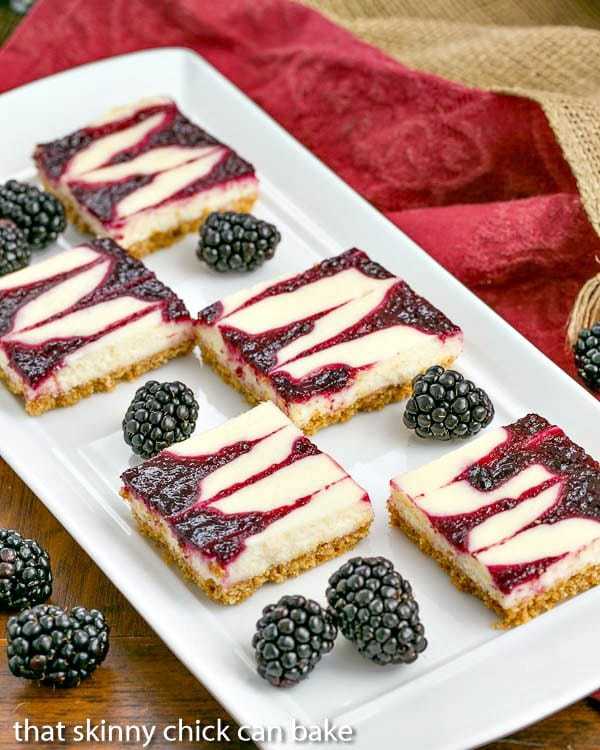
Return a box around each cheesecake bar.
[197,249,463,433]
[0,238,196,415]
[389,414,600,627]
[34,97,258,258]
[120,402,373,604]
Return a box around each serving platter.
[1,48,599,750]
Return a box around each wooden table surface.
[1,458,600,749]
[1,6,599,749]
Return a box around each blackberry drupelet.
[574,324,600,391]
[123,380,199,459]
[7,604,109,688]
[197,211,281,272]
[0,180,66,250]
[0,219,30,276]
[404,365,494,441]
[326,557,427,666]
[0,529,52,610]
[252,594,338,687]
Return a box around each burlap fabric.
[303,0,600,238]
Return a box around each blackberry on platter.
[0,219,30,276]
[326,556,427,666]
[123,380,199,459]
[252,594,337,687]
[198,211,281,273]
[404,366,494,441]
[0,180,66,250]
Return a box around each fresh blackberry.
[7,604,109,688]
[123,380,199,459]
[404,366,494,441]
[0,529,52,610]
[0,180,66,250]
[252,594,337,687]
[326,557,427,666]
[574,324,600,391]
[197,211,281,272]
[0,219,30,276]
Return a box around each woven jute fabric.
[302,0,600,236]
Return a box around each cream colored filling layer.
[12,260,111,334]
[167,401,291,459]
[59,176,258,248]
[198,424,300,503]
[390,488,600,610]
[65,113,167,178]
[88,97,172,127]
[0,308,194,400]
[391,427,509,497]
[0,244,101,292]
[128,476,371,587]
[221,269,393,335]
[198,322,462,429]
[115,149,226,218]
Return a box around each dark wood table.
[1,6,599,749]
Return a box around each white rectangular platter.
[1,48,599,750]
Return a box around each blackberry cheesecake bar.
[197,249,463,433]
[34,97,258,258]
[0,238,196,415]
[120,402,373,604]
[389,414,600,627]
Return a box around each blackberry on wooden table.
[0,528,52,610]
[7,604,109,688]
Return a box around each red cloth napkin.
[1,0,599,703]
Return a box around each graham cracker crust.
[199,340,457,435]
[121,487,372,605]
[38,174,257,259]
[0,338,195,416]
[388,497,600,628]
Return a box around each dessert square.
[120,401,373,604]
[388,414,600,627]
[0,238,196,415]
[34,97,258,258]
[197,249,463,433]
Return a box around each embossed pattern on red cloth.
[1,0,599,392]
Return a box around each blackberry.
[123,380,199,459]
[198,211,281,272]
[0,180,66,250]
[252,594,337,687]
[574,324,600,391]
[0,529,52,610]
[0,219,30,276]
[7,604,109,688]
[326,557,427,666]
[404,365,494,441]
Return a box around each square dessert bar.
[120,402,373,604]
[388,414,600,627]
[34,97,258,258]
[197,249,463,433]
[0,238,196,415]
